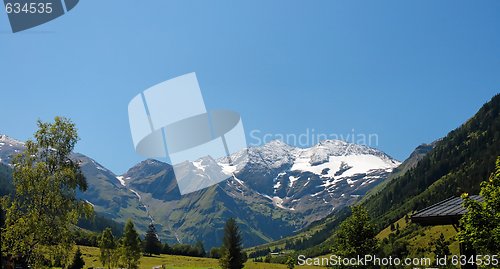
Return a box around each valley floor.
[79,246,324,269]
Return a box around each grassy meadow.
[376,216,460,258]
[78,246,323,269]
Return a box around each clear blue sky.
[1,0,499,174]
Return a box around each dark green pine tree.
[286,255,296,269]
[120,220,142,269]
[195,240,206,257]
[219,218,245,269]
[162,242,172,254]
[99,227,116,269]
[144,223,162,256]
[433,233,451,258]
[68,247,85,269]
[431,233,452,268]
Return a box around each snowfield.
[291,154,398,179]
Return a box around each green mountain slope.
[72,153,151,233]
[361,142,436,203]
[362,93,500,229]
[134,175,302,249]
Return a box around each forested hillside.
[362,94,500,228]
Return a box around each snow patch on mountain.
[289,176,298,187]
[116,176,126,187]
[130,188,154,223]
[85,200,95,207]
[220,162,237,175]
[90,159,109,172]
[0,135,26,166]
[232,174,245,186]
[272,196,294,211]
[130,189,141,200]
[192,160,207,172]
[291,154,398,178]
[273,181,281,191]
[216,139,401,211]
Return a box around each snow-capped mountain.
[0,134,400,249]
[0,134,25,164]
[216,140,399,211]
[115,139,399,248]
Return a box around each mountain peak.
[266,139,287,146]
[142,158,168,166]
[317,139,348,145]
[0,134,24,146]
[0,135,26,164]
[260,139,295,151]
[122,158,173,180]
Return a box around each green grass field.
[376,216,460,258]
[376,216,409,240]
[78,246,323,269]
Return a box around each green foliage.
[285,256,296,269]
[68,247,85,269]
[283,208,351,252]
[77,213,124,236]
[143,223,162,256]
[120,219,142,269]
[195,240,206,257]
[209,247,222,258]
[264,253,272,263]
[378,213,461,262]
[386,236,409,257]
[99,227,117,269]
[248,247,271,259]
[220,218,246,269]
[459,156,500,255]
[1,117,92,268]
[0,163,13,196]
[432,233,451,258]
[331,206,378,260]
[73,228,99,247]
[161,242,172,255]
[169,243,207,257]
